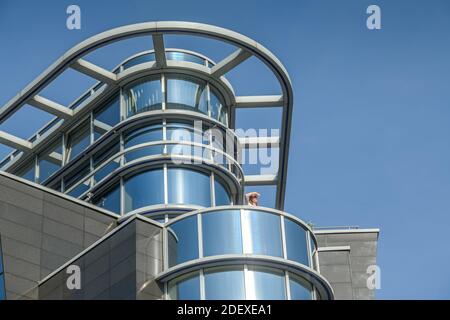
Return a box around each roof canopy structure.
[0,21,293,210]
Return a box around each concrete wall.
[315,229,379,300]
[0,172,118,300]
[38,217,164,300]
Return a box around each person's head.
[246,192,260,206]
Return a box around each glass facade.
[204,267,245,300]
[1,30,335,301]
[14,114,241,202]
[121,51,211,72]
[167,265,314,300]
[165,209,315,268]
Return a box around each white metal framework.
[0,21,293,210]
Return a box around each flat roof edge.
[313,228,380,235]
[0,170,120,220]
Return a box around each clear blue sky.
[1,0,450,299]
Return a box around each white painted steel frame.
[0,21,293,210]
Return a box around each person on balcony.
[246,192,260,206]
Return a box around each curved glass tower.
[0,22,334,300]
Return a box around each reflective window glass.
[210,88,227,124]
[93,184,120,214]
[18,161,35,183]
[167,168,211,206]
[124,124,163,162]
[124,78,162,117]
[204,267,245,300]
[94,95,120,130]
[284,218,309,265]
[214,176,231,206]
[122,53,156,70]
[64,161,90,197]
[168,272,200,300]
[93,140,120,183]
[67,121,91,162]
[168,215,198,267]
[241,211,282,257]
[124,169,164,212]
[202,210,242,256]
[246,266,286,300]
[38,139,62,183]
[289,274,312,300]
[166,51,205,65]
[166,76,208,114]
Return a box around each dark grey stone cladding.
[0,173,118,300]
[38,218,164,300]
[315,230,379,300]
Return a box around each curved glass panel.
[166,76,208,114]
[246,266,286,300]
[124,124,163,162]
[289,274,313,300]
[124,78,162,117]
[168,215,198,267]
[241,210,282,257]
[93,184,120,214]
[167,168,211,207]
[202,210,242,256]
[122,53,155,70]
[168,272,200,300]
[210,88,227,124]
[284,218,309,265]
[124,169,164,212]
[166,51,206,65]
[204,267,245,300]
[214,176,231,206]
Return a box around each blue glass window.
[166,51,206,65]
[38,139,62,183]
[94,95,120,131]
[204,267,245,300]
[241,210,282,257]
[67,121,91,162]
[124,124,163,162]
[202,210,242,256]
[284,218,309,265]
[168,215,198,267]
[124,78,162,117]
[167,168,211,207]
[64,161,90,197]
[18,161,36,183]
[93,140,120,183]
[166,76,208,114]
[168,272,200,300]
[289,274,312,300]
[122,53,156,70]
[210,88,227,124]
[214,176,231,206]
[124,169,164,212]
[94,184,120,214]
[246,266,286,300]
